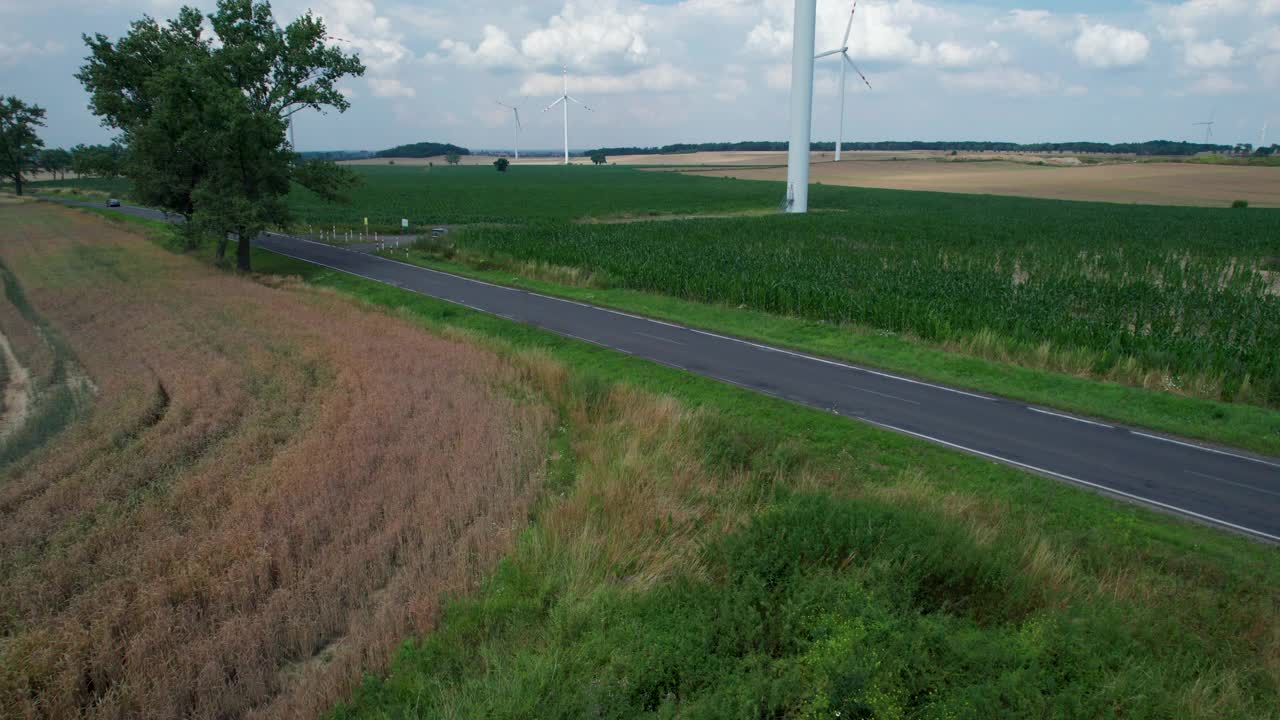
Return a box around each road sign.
[401,218,408,229]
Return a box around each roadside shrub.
[1232,199,1249,208]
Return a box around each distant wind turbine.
[495,99,523,159]
[815,2,872,163]
[1261,120,1269,150]
[1193,109,1215,144]
[544,66,594,165]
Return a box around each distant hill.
[375,142,471,159]
[586,140,1230,158]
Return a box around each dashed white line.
[1185,470,1280,499]
[864,420,1280,544]
[634,330,685,345]
[842,384,921,406]
[1131,431,1280,469]
[1027,407,1114,429]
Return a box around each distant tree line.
[585,140,1239,158]
[374,141,471,159]
[299,149,375,161]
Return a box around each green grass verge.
[376,249,1280,457]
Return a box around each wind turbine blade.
[842,2,857,49]
[815,48,843,59]
[845,54,872,89]
[544,96,566,112]
[567,95,594,111]
[514,108,522,129]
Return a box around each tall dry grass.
[0,202,554,718]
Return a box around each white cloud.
[941,67,1060,97]
[747,0,954,64]
[518,63,695,95]
[311,0,410,74]
[919,41,1009,68]
[368,76,416,97]
[990,9,1073,39]
[0,37,61,66]
[1256,53,1280,86]
[1186,71,1247,93]
[1186,38,1236,67]
[1074,24,1151,68]
[713,76,749,102]
[440,25,522,68]
[520,1,649,69]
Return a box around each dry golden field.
[669,153,1280,208]
[0,200,553,719]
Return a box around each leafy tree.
[445,150,461,166]
[39,148,73,180]
[590,151,607,165]
[70,143,125,178]
[78,0,365,271]
[0,96,47,196]
[493,157,509,173]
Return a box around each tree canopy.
[77,0,365,270]
[0,96,47,196]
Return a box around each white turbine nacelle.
[544,66,594,165]
[496,100,523,159]
[815,2,872,164]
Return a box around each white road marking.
[634,331,685,345]
[1185,470,1280,499]
[841,384,921,406]
[1131,431,1280,469]
[864,420,1280,544]
[1027,407,1114,429]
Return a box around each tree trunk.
[13,174,22,197]
[237,230,252,272]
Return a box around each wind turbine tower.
[785,0,817,213]
[544,66,593,165]
[815,2,873,163]
[1193,110,1215,145]
[496,100,523,159]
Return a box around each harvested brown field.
[678,155,1280,208]
[0,200,554,718]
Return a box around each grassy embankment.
[42,199,1280,717]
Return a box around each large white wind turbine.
[544,66,594,165]
[495,100,523,159]
[786,0,817,213]
[815,2,872,163]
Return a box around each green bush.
[1232,199,1249,209]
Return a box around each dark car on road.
[107,198,121,207]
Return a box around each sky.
[2,0,1278,152]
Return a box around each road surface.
[55,198,1280,542]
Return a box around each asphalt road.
[55,198,1280,542]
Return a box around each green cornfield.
[311,168,1278,406]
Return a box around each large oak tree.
[78,0,364,270]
